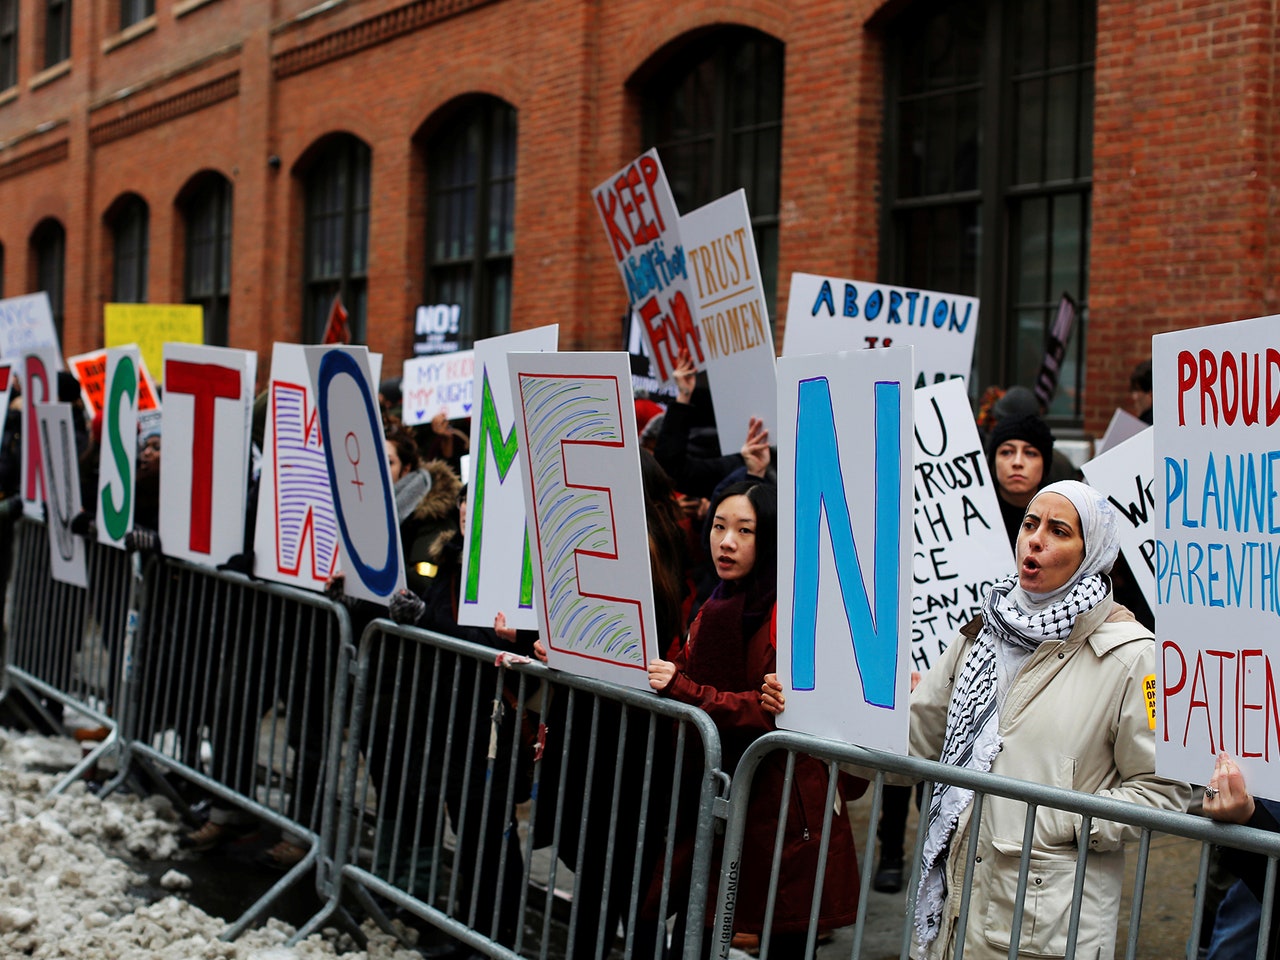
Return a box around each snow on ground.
[0,729,421,960]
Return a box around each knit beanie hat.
[988,414,1054,471]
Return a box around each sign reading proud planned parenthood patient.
[508,350,660,691]
[594,148,704,384]
[678,189,777,453]
[1153,316,1280,792]
[775,347,914,753]
[782,273,978,388]
[910,379,1013,673]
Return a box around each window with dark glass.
[182,174,233,346]
[45,0,70,66]
[120,0,153,30]
[303,135,370,343]
[885,0,1094,422]
[30,219,66,340]
[642,28,784,317]
[0,0,18,89]
[111,195,149,303]
[424,97,516,347]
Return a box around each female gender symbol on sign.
[344,431,364,501]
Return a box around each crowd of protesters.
[1,352,1273,960]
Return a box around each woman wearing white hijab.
[905,480,1191,959]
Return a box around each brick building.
[0,0,1274,434]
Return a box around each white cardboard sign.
[1152,317,1280,789]
[593,149,705,384]
[253,344,341,590]
[457,325,559,630]
[0,293,62,366]
[35,402,88,588]
[96,347,143,549]
[678,189,777,453]
[1095,407,1148,456]
[0,361,14,451]
[306,345,405,605]
[160,344,256,568]
[775,347,915,753]
[782,273,978,389]
[509,351,659,690]
[401,350,476,424]
[1081,426,1157,614]
[20,348,61,520]
[910,379,1014,673]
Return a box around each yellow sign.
[103,303,204,385]
[1143,673,1158,730]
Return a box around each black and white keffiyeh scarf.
[913,572,1109,946]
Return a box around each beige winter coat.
[909,594,1192,960]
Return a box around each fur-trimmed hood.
[409,459,461,523]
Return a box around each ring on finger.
[1205,786,1220,800]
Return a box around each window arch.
[641,27,784,316]
[421,96,517,348]
[108,194,150,303]
[179,172,233,346]
[29,218,65,338]
[301,134,370,343]
[883,0,1095,422]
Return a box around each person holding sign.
[906,480,1190,959]
[647,480,860,954]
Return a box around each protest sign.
[305,345,405,605]
[35,402,88,587]
[413,304,462,355]
[1153,316,1280,790]
[910,379,1013,673]
[68,348,159,418]
[160,344,256,567]
[20,347,60,519]
[509,351,659,690]
[678,190,777,452]
[593,149,704,384]
[775,347,914,752]
[458,325,558,630]
[401,350,475,425]
[782,273,978,389]
[1095,408,1148,456]
[97,347,143,549]
[253,344,340,590]
[105,304,203,386]
[0,293,62,366]
[1081,426,1156,611]
[0,361,13,450]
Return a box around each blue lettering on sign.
[811,280,836,317]
[317,351,399,596]
[791,376,902,708]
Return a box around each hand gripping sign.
[305,345,405,605]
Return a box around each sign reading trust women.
[1153,316,1280,791]
[508,350,659,691]
[775,347,914,753]
[593,148,704,384]
[782,273,978,389]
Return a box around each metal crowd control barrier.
[2,517,140,793]
[302,618,728,960]
[119,556,353,940]
[712,731,1280,960]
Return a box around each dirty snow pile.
[0,729,420,959]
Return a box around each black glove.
[70,511,96,538]
[217,551,254,575]
[124,526,162,556]
[388,590,426,626]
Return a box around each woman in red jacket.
[647,479,861,957]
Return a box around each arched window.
[423,97,516,347]
[45,0,70,67]
[110,195,150,303]
[642,28,784,316]
[180,173,233,346]
[302,135,370,343]
[30,218,65,338]
[883,0,1095,422]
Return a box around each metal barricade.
[712,731,1280,960]
[120,555,353,940]
[2,517,139,793]
[303,618,728,959]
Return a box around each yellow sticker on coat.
[1143,674,1158,730]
